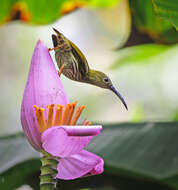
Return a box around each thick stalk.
[40,151,58,190]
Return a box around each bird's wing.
[69,40,89,77]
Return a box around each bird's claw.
[58,64,65,77]
[48,47,59,51]
[48,48,53,51]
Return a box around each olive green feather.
[51,28,128,110]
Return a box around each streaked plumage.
[51,28,128,110]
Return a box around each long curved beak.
[110,85,128,110]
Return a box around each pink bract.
[21,40,69,150]
[42,126,104,179]
[20,40,104,180]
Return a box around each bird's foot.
[58,64,65,77]
[48,47,59,51]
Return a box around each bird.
[49,28,128,110]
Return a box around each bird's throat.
[86,70,102,87]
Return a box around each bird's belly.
[55,52,83,81]
[63,69,75,80]
[63,68,83,82]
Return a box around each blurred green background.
[1,0,178,136]
[1,0,178,189]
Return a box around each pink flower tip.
[21,40,68,151]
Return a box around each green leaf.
[88,0,119,7]
[129,0,178,44]
[0,0,119,25]
[111,44,170,68]
[0,133,39,190]
[87,122,178,189]
[152,0,178,30]
[1,123,178,189]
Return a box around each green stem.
[40,150,58,190]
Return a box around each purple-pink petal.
[56,150,104,180]
[20,40,104,180]
[55,125,102,136]
[21,40,69,151]
[41,126,95,157]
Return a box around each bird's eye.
[104,78,109,83]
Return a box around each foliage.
[1,123,178,190]
[129,0,178,44]
[152,0,178,30]
[111,43,170,68]
[0,0,118,25]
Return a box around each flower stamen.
[68,101,77,125]
[86,121,92,125]
[54,104,63,125]
[61,104,71,125]
[34,105,47,133]
[34,103,89,133]
[82,119,92,125]
[47,104,55,129]
[70,106,86,125]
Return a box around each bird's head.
[88,70,128,110]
